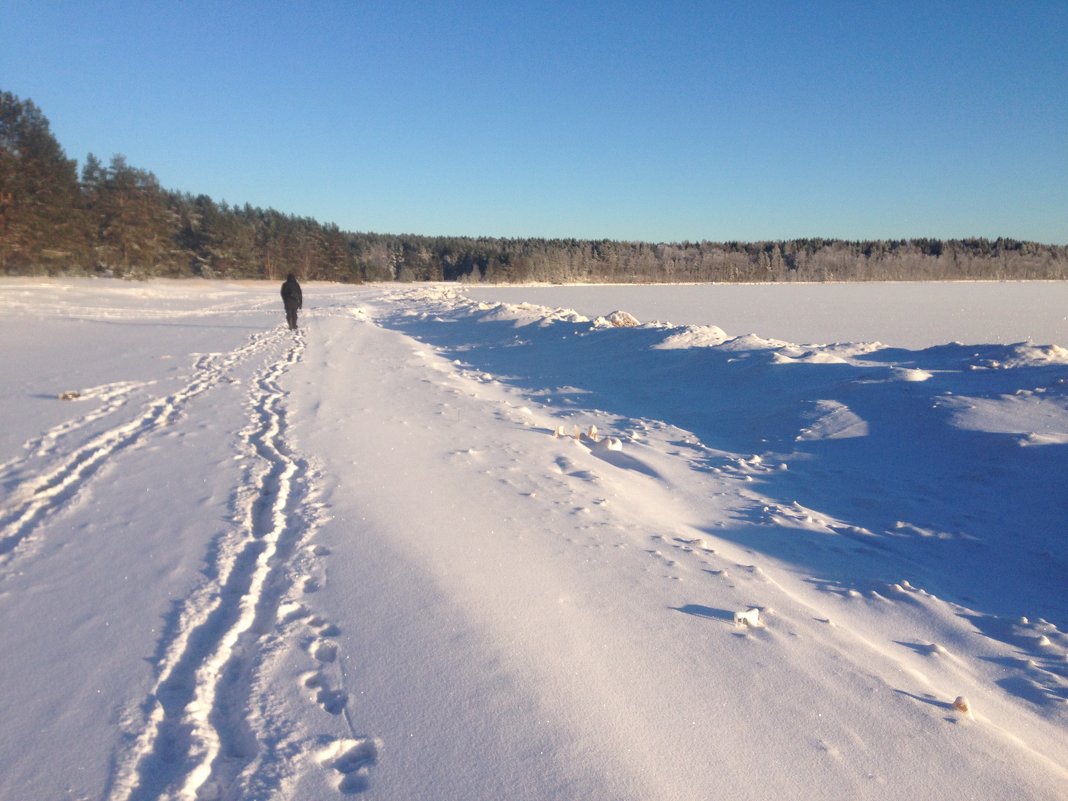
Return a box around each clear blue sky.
[3,1,1066,243]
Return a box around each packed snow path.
[0,280,1065,800]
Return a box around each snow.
[1,277,1066,800]
[464,281,1068,350]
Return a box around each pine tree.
[0,91,85,272]
[89,155,175,275]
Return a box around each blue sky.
[3,1,1066,243]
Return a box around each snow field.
[464,281,1068,350]
[0,278,1065,800]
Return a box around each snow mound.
[796,400,869,441]
[470,300,589,327]
[893,367,933,382]
[772,349,849,365]
[593,310,641,328]
[773,341,885,365]
[820,341,886,358]
[654,325,729,349]
[998,343,1068,368]
[719,333,797,352]
[970,342,1068,370]
[1019,432,1068,446]
[939,394,1068,444]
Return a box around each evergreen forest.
[3,90,1066,283]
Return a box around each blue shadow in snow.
[379,302,1068,628]
[671,604,736,622]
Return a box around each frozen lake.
[464,281,1068,349]
[2,279,1066,800]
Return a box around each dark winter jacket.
[281,274,302,309]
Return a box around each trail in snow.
[0,330,276,568]
[0,379,153,472]
[106,327,350,801]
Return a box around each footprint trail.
[107,330,336,801]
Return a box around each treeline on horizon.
[3,90,1067,284]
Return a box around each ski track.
[0,378,152,476]
[107,323,369,801]
[0,330,277,568]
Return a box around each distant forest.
[3,90,1067,283]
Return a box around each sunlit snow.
[1,278,1065,800]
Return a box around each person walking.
[281,272,302,330]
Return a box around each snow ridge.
[0,330,275,568]
[108,330,324,801]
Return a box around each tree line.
[3,90,1066,283]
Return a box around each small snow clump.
[734,608,761,627]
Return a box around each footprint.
[312,640,338,663]
[318,737,381,795]
[334,738,381,794]
[278,602,310,624]
[306,614,341,637]
[316,687,348,715]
